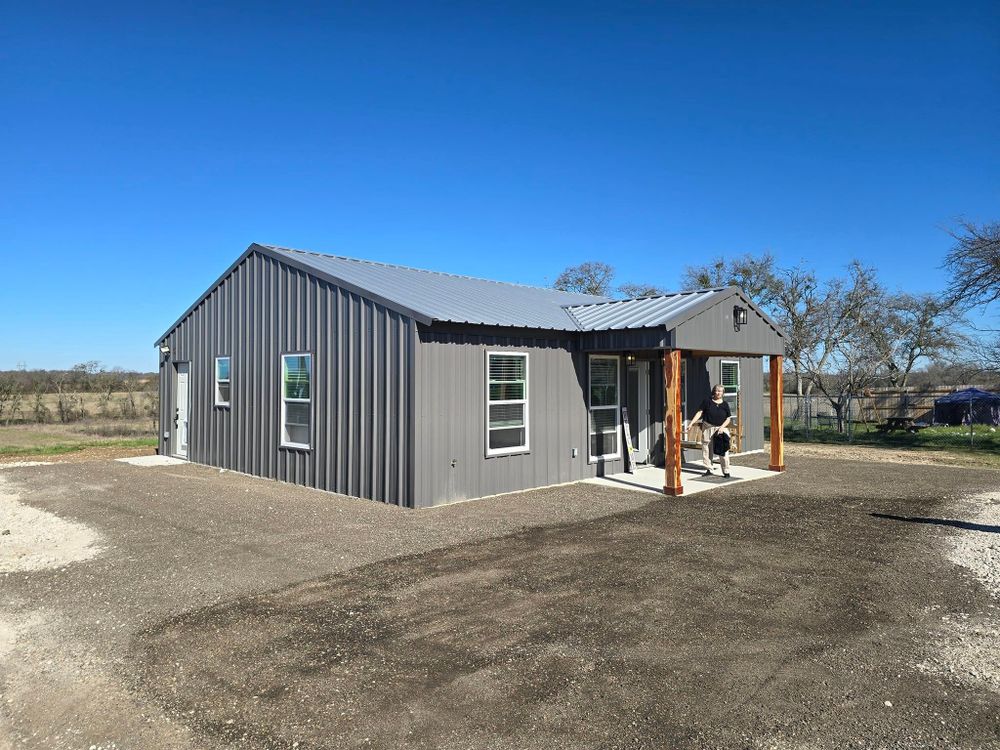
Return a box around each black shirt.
[698,398,731,427]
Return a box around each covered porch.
[660,348,784,496]
[567,286,787,496]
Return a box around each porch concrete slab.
[583,462,780,496]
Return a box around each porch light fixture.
[625,352,637,364]
[159,344,171,356]
[733,305,748,332]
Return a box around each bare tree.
[800,263,889,431]
[683,252,823,393]
[31,388,51,423]
[618,282,668,298]
[119,370,139,418]
[553,262,616,296]
[682,252,779,308]
[944,220,1000,309]
[875,294,967,387]
[771,265,821,395]
[0,377,24,426]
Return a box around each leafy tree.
[553,262,616,296]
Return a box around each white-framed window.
[214,356,231,407]
[485,351,529,456]
[281,353,312,449]
[721,359,740,413]
[589,355,621,461]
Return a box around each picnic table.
[876,416,929,433]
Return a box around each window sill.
[214,403,231,409]
[588,454,622,465]
[485,449,530,459]
[280,443,312,452]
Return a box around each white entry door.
[626,361,651,463]
[174,362,190,459]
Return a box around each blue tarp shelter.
[933,388,1000,426]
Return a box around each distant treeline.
[0,362,156,393]
[0,362,159,425]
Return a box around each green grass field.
[0,420,158,457]
[767,420,1000,468]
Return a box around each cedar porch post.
[769,354,785,472]
[663,349,683,496]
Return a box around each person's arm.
[691,398,708,425]
[720,401,732,429]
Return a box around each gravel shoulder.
[785,441,998,470]
[2,454,1000,749]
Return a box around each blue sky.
[2,1,998,371]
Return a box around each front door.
[626,361,651,463]
[174,362,190,459]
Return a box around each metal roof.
[564,288,731,330]
[156,243,784,345]
[264,245,610,330]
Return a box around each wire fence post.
[970,390,975,449]
[847,393,853,442]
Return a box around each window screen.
[282,354,311,447]
[486,353,528,455]
[721,360,740,416]
[589,355,620,460]
[215,356,231,406]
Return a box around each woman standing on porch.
[690,385,732,478]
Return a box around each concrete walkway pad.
[584,462,780,496]
[115,455,188,467]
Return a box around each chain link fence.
[763,387,1000,452]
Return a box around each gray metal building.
[155,243,785,508]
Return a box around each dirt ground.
[1,448,1000,749]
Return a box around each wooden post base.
[769,464,786,472]
[663,486,684,496]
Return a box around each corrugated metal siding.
[683,355,764,455]
[674,301,783,356]
[413,326,624,507]
[614,352,765,467]
[157,250,415,506]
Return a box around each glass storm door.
[626,361,651,463]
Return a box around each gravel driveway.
[1,450,999,749]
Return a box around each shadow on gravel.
[871,512,1000,534]
[126,475,1000,750]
